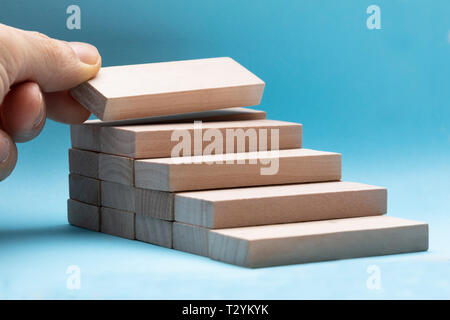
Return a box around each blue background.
[0,0,449,299]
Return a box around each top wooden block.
[70,57,265,121]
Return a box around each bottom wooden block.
[135,215,172,248]
[101,207,135,240]
[67,199,100,231]
[173,222,209,257]
[208,216,428,268]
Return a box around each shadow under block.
[101,181,135,212]
[99,153,134,185]
[173,222,209,257]
[77,107,266,127]
[135,215,172,248]
[174,181,387,228]
[67,199,100,232]
[208,216,429,268]
[69,174,101,206]
[68,148,99,179]
[101,207,135,240]
[135,148,341,192]
[71,119,302,158]
[70,57,265,121]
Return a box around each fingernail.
[32,91,45,128]
[0,137,9,164]
[32,109,46,128]
[69,42,100,65]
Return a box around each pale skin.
[0,24,102,181]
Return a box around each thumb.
[0,24,101,101]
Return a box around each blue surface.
[0,0,449,299]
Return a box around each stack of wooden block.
[67,58,428,267]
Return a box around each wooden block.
[99,119,301,158]
[135,188,173,220]
[70,108,267,154]
[101,207,135,240]
[173,222,209,257]
[68,148,99,179]
[174,181,387,228]
[135,215,172,248]
[101,181,135,212]
[67,199,100,231]
[70,57,265,121]
[208,216,429,267]
[100,182,173,220]
[70,124,101,152]
[135,148,341,191]
[98,153,134,185]
[69,174,101,205]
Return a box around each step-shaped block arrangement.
[70,57,265,121]
[67,57,428,267]
[68,147,346,220]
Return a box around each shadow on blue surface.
[0,220,448,299]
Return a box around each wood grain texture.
[100,182,174,220]
[101,181,135,212]
[101,119,301,158]
[173,222,209,257]
[135,148,341,191]
[70,124,101,152]
[69,174,101,205]
[135,188,174,221]
[101,207,135,240]
[67,199,100,231]
[69,148,99,179]
[135,215,172,248]
[174,181,387,228]
[70,57,265,121]
[99,153,134,185]
[70,108,265,152]
[208,216,428,267]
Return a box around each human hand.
[0,24,101,181]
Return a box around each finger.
[44,90,91,124]
[0,129,18,181]
[0,24,101,100]
[0,81,46,143]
